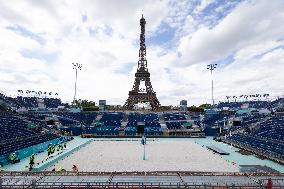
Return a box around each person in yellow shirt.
[29,154,35,171]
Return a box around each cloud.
[0,0,284,106]
[195,0,215,13]
[178,0,284,66]
[6,24,45,45]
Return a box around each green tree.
[188,106,204,113]
[73,99,99,111]
[199,104,212,108]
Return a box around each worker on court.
[47,144,52,157]
[29,154,35,171]
[72,164,79,172]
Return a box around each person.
[56,144,60,152]
[8,152,18,164]
[47,144,52,156]
[0,164,4,172]
[57,166,66,172]
[51,144,55,154]
[29,154,35,171]
[267,178,272,189]
[72,164,78,172]
[60,144,64,151]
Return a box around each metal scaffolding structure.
[124,15,160,111]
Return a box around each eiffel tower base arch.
[124,93,160,111]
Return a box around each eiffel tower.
[124,15,161,110]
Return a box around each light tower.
[72,63,82,104]
[207,63,217,106]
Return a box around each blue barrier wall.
[0,137,64,166]
[34,139,92,171]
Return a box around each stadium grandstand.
[223,115,284,164]
[0,91,67,110]
[1,5,284,187]
[1,93,284,187]
[0,112,67,166]
[1,86,284,188]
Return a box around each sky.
[0,0,284,106]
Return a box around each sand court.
[47,140,239,172]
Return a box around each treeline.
[73,99,99,111]
[188,104,211,113]
[71,99,212,113]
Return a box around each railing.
[0,171,283,188]
[1,179,282,189]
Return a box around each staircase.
[159,113,168,135]
[159,113,165,124]
[119,113,128,136]
[119,122,127,136]
[37,98,45,109]
[95,114,103,122]
[122,113,128,122]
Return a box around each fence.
[0,171,283,189]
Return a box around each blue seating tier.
[0,114,60,156]
[227,116,284,159]
[163,113,186,130]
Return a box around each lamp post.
[226,96,230,102]
[72,63,82,104]
[207,64,217,106]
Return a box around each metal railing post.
[258,181,262,189]
[177,183,180,189]
[32,179,36,189]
